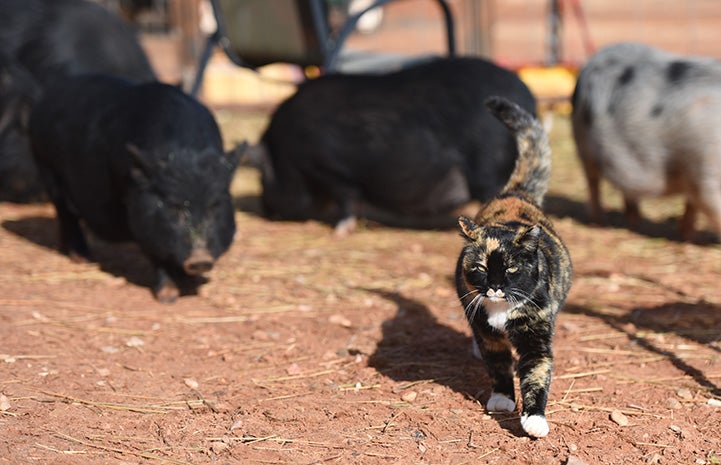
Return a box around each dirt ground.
[1,110,720,465]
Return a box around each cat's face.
[458,217,541,318]
[463,236,537,297]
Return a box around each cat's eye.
[473,264,487,273]
[506,266,519,274]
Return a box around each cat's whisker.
[473,296,486,322]
[459,289,479,301]
[507,287,525,300]
[509,288,542,311]
[463,294,478,316]
[462,291,478,307]
[463,293,483,322]
[465,294,484,321]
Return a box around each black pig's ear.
[222,141,246,171]
[246,142,275,183]
[126,143,152,183]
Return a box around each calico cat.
[455,96,573,438]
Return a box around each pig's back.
[31,75,226,240]
[263,57,536,204]
[573,42,721,196]
[115,82,223,158]
[29,75,137,238]
[0,0,156,84]
[30,75,132,171]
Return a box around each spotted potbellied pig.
[572,42,721,240]
[29,75,239,303]
[255,57,537,235]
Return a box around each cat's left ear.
[516,225,541,251]
[458,216,480,241]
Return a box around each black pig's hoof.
[333,216,357,237]
[155,281,180,304]
[67,251,92,264]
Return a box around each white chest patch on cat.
[484,298,512,331]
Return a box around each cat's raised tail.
[485,96,551,206]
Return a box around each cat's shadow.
[365,288,526,437]
[366,287,721,437]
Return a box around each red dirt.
[1,112,720,465]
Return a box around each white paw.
[486,392,516,412]
[521,414,549,438]
[471,339,482,359]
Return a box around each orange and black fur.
[455,96,572,438]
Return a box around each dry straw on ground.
[1,112,720,464]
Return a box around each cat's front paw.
[521,414,549,438]
[486,392,516,412]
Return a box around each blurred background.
[94,0,721,108]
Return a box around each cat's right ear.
[458,216,480,241]
[516,225,541,252]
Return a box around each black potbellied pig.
[254,57,537,235]
[572,42,721,240]
[29,75,239,302]
[0,0,156,85]
[0,0,156,203]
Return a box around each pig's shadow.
[545,195,719,244]
[365,287,526,437]
[1,216,204,296]
[233,193,264,217]
[235,189,718,243]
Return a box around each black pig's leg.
[154,266,180,304]
[55,202,91,263]
[38,168,91,262]
[333,198,358,237]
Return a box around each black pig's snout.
[183,248,215,275]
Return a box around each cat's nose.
[486,289,505,298]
